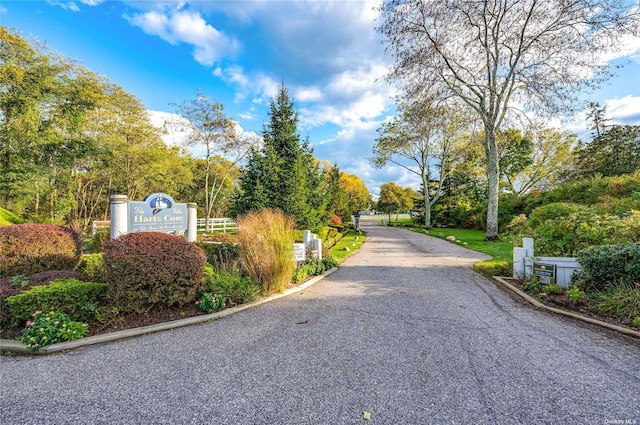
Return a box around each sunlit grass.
[329,230,365,263]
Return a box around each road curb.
[492,276,640,339]
[0,268,338,355]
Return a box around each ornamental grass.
[236,209,296,294]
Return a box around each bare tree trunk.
[484,130,500,241]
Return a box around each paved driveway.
[2,223,639,424]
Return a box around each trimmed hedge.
[103,232,206,314]
[0,223,82,277]
[3,278,107,327]
[573,242,640,292]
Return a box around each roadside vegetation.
[1,214,364,352]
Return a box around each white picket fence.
[196,218,237,233]
[92,217,237,236]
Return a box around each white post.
[303,230,311,247]
[311,238,322,261]
[186,203,197,242]
[513,247,528,280]
[523,238,534,258]
[110,194,128,240]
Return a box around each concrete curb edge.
[1,268,338,355]
[492,276,640,339]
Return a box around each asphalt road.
[1,223,639,425]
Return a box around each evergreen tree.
[232,84,326,231]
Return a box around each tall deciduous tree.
[378,0,639,240]
[373,102,472,228]
[233,84,326,231]
[378,182,414,222]
[325,164,372,222]
[172,92,254,232]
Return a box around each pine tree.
[232,84,326,231]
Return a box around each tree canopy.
[378,0,639,239]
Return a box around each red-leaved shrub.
[0,224,82,278]
[329,214,342,226]
[102,232,206,313]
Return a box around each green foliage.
[522,280,542,293]
[473,259,512,278]
[0,208,25,226]
[4,279,106,326]
[509,201,640,256]
[20,311,88,351]
[592,285,640,324]
[90,228,110,254]
[573,243,640,293]
[235,209,296,294]
[102,232,206,314]
[292,258,333,283]
[575,125,640,178]
[544,284,564,295]
[197,242,239,271]
[203,268,260,307]
[76,253,106,282]
[0,223,82,278]
[633,317,640,328]
[567,287,586,303]
[196,293,226,314]
[232,84,327,232]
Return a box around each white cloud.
[79,0,104,5]
[48,1,80,12]
[127,8,239,66]
[605,95,640,124]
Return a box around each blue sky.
[2,0,640,199]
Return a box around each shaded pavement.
[1,222,639,424]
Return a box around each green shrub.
[203,269,260,307]
[633,316,640,328]
[102,232,206,314]
[4,279,107,327]
[544,284,563,295]
[197,242,239,271]
[574,242,640,293]
[20,311,88,351]
[196,293,225,313]
[76,254,106,282]
[236,209,296,294]
[91,228,110,253]
[473,259,512,277]
[592,285,640,323]
[567,287,586,303]
[522,280,542,293]
[0,223,82,278]
[322,255,338,270]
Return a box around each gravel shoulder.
[1,222,639,424]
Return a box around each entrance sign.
[533,262,556,279]
[293,243,306,262]
[128,193,188,233]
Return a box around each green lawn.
[329,230,365,263]
[389,220,513,277]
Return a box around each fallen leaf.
[363,411,372,420]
